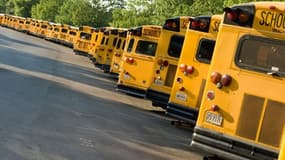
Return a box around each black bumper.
[146,89,169,109]
[166,102,198,124]
[102,64,110,73]
[191,127,278,160]
[117,84,146,98]
[73,50,89,57]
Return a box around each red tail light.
[191,21,200,29]
[226,12,238,21]
[180,64,194,75]
[163,60,169,67]
[206,90,215,100]
[238,12,249,23]
[211,105,219,111]
[99,48,104,51]
[269,5,276,10]
[179,86,185,91]
[186,66,194,74]
[124,57,134,64]
[211,72,232,89]
[115,52,121,57]
[179,64,187,72]
[128,57,134,64]
[157,59,164,65]
[210,72,222,84]
[108,49,113,52]
[166,22,177,28]
[221,74,232,86]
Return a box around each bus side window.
[196,39,216,64]
[116,39,122,49]
[127,39,134,52]
[101,37,105,45]
[122,40,126,50]
[168,35,185,58]
[113,38,118,47]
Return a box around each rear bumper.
[191,126,278,160]
[102,64,110,73]
[146,89,169,108]
[73,50,89,57]
[117,84,146,98]
[166,102,198,124]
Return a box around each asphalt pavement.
[0,27,203,160]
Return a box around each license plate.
[154,79,163,86]
[175,92,187,101]
[205,111,223,126]
[124,74,130,80]
[113,64,119,69]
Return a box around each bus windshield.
[135,40,157,56]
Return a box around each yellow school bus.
[110,30,129,74]
[27,19,37,35]
[13,17,25,32]
[57,24,70,45]
[1,14,8,27]
[45,23,55,40]
[10,16,18,29]
[117,25,162,97]
[0,14,4,25]
[191,2,285,160]
[166,15,221,124]
[23,18,32,33]
[73,26,94,56]
[7,15,14,29]
[89,28,102,61]
[97,28,123,72]
[34,20,49,38]
[146,16,190,108]
[93,28,117,68]
[64,26,78,48]
[89,27,112,61]
[47,23,61,43]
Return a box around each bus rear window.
[168,35,184,58]
[236,35,285,76]
[62,29,68,33]
[135,40,157,56]
[127,39,134,52]
[69,31,76,36]
[42,25,48,29]
[116,39,122,49]
[196,39,216,64]
[80,32,91,40]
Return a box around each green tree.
[12,0,39,17]
[56,0,111,27]
[111,0,156,28]
[31,0,65,22]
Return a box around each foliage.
[2,0,285,28]
[31,0,65,22]
[55,0,113,27]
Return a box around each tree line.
[0,0,281,28]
